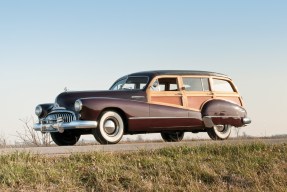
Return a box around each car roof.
[128,70,229,79]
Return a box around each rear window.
[183,77,210,91]
[212,79,234,92]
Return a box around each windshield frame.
[109,76,150,91]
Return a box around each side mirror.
[152,80,159,88]
[150,80,160,91]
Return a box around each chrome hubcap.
[215,125,225,132]
[104,119,116,135]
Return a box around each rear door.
[182,76,213,110]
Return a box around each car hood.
[55,90,145,111]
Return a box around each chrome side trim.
[131,96,145,99]
[129,117,195,120]
[34,120,98,133]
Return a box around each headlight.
[74,100,83,112]
[35,105,43,117]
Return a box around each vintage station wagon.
[34,70,251,145]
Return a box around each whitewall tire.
[207,124,232,140]
[93,111,124,144]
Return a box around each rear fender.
[201,99,247,128]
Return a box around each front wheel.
[161,132,185,142]
[93,111,124,144]
[207,124,232,140]
[50,131,80,146]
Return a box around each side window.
[151,78,178,91]
[202,78,210,91]
[183,77,210,91]
[213,79,234,92]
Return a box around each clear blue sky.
[0,1,286,143]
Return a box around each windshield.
[110,76,149,90]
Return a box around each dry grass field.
[0,142,286,191]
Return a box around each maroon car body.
[34,70,251,145]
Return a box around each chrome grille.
[44,111,76,123]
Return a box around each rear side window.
[183,77,210,91]
[212,79,234,92]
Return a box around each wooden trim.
[177,77,188,107]
[213,93,240,97]
[150,95,183,106]
[146,74,244,110]
[149,101,186,109]
[147,75,184,107]
[211,77,239,93]
[148,101,201,112]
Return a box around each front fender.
[78,97,149,121]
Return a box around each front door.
[148,76,189,129]
[149,77,183,107]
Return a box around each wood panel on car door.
[185,92,213,110]
[148,76,189,130]
[182,76,213,110]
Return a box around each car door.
[147,76,190,129]
[149,77,183,106]
[182,76,213,110]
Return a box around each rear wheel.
[50,131,80,146]
[93,111,124,144]
[207,124,232,140]
[161,132,185,142]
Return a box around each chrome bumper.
[242,117,252,125]
[203,116,252,128]
[34,120,98,133]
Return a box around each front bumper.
[34,120,98,133]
